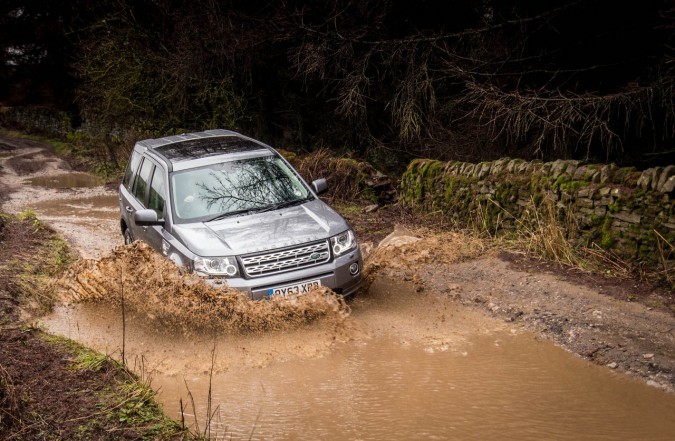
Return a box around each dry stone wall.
[400,158,674,269]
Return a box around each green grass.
[41,334,192,440]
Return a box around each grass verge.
[0,209,202,440]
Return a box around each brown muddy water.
[25,173,103,188]
[28,194,119,221]
[41,277,675,441]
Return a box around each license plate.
[267,280,321,298]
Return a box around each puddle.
[155,335,675,441]
[40,276,675,440]
[25,173,103,188]
[29,195,120,221]
[14,193,121,259]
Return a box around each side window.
[131,159,153,205]
[148,168,166,219]
[123,151,142,190]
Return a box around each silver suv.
[119,129,362,299]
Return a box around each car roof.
[137,129,274,172]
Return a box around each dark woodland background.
[1,0,674,171]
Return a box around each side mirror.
[311,178,328,195]
[134,209,164,226]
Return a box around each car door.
[144,165,168,252]
[120,150,142,241]
[125,157,154,242]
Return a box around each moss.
[559,180,585,193]
[443,178,459,204]
[276,148,297,163]
[494,183,515,205]
[608,200,621,213]
[532,192,544,205]
[589,213,604,226]
[423,160,444,188]
[600,216,615,249]
[551,175,587,193]
[401,159,429,205]
[552,175,568,189]
[613,166,637,184]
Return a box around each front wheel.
[123,227,134,245]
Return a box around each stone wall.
[400,158,674,269]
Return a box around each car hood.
[172,199,349,256]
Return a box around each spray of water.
[365,225,487,277]
[53,242,349,334]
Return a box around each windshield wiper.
[257,197,310,213]
[205,208,253,222]
[206,197,310,222]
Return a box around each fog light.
[349,262,360,276]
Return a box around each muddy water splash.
[365,225,486,277]
[53,242,349,334]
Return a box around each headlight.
[331,230,357,256]
[193,256,239,277]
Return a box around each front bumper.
[209,248,363,300]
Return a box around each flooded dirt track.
[0,135,120,259]
[3,134,675,440]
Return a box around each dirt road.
[0,134,120,259]
[1,133,674,395]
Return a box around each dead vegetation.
[492,197,674,291]
[292,149,394,203]
[0,365,21,433]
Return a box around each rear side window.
[148,168,166,219]
[131,159,153,205]
[123,151,142,190]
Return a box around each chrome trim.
[241,240,331,277]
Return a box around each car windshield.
[170,155,311,222]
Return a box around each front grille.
[241,240,331,278]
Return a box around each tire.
[123,227,134,245]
